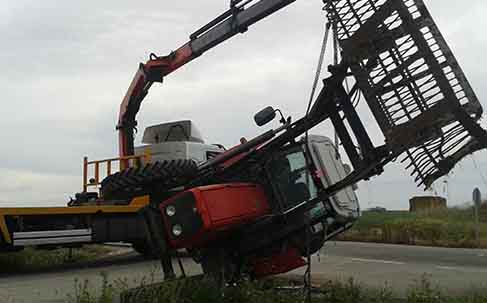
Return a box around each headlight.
[172,224,183,237]
[166,205,176,217]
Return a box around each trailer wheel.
[100,159,198,201]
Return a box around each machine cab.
[266,135,359,222]
[307,135,360,220]
[134,120,223,165]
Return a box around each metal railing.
[82,151,151,193]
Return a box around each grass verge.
[0,245,112,274]
[65,273,487,303]
[338,208,487,248]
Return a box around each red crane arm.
[117,0,298,159]
[118,44,193,159]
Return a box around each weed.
[407,274,443,303]
[0,245,111,274]
[65,271,487,303]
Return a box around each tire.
[100,159,198,201]
[200,248,241,283]
[291,226,326,256]
[131,241,157,258]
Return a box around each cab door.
[307,135,360,220]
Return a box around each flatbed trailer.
[0,154,151,253]
[0,199,148,252]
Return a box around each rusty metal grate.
[326,0,485,188]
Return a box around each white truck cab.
[134,120,224,165]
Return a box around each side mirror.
[254,106,276,127]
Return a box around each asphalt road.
[292,241,487,295]
[1,242,486,302]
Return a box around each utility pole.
[473,188,481,248]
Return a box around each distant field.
[339,208,487,248]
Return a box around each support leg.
[140,206,175,280]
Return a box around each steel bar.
[326,0,487,188]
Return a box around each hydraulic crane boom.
[117,0,297,160]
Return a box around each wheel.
[200,248,242,284]
[290,225,326,256]
[100,159,198,201]
[131,241,157,258]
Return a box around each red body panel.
[251,247,306,278]
[160,183,270,249]
[211,141,264,169]
[197,183,270,229]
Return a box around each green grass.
[340,208,487,248]
[65,273,487,303]
[0,245,112,274]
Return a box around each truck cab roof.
[142,120,205,144]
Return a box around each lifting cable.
[305,21,331,116]
[332,18,342,158]
[303,2,334,300]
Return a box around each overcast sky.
[1,0,487,209]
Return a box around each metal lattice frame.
[326,0,486,188]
